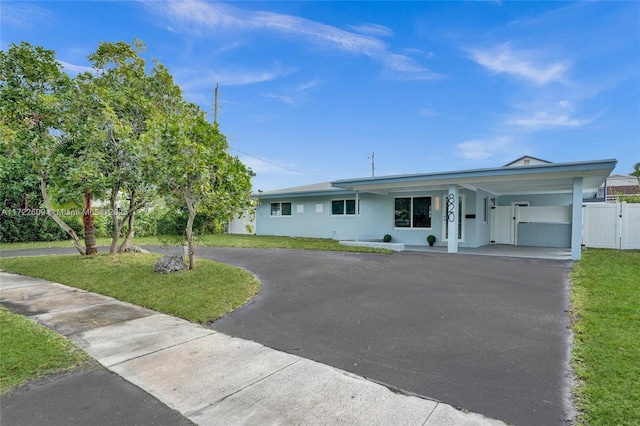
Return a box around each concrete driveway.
[196,247,574,426]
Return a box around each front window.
[271,202,291,216]
[395,197,431,228]
[332,199,358,215]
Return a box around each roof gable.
[503,155,552,167]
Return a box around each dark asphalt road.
[1,364,193,426]
[196,247,574,426]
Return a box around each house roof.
[332,158,618,197]
[254,158,618,199]
[254,182,351,199]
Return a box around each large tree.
[148,102,253,269]
[62,40,181,254]
[0,42,86,253]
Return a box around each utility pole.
[214,83,219,125]
[368,152,375,177]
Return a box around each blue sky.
[2,1,639,191]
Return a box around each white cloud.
[468,42,569,85]
[295,79,320,92]
[419,108,437,117]
[58,60,96,75]
[506,111,593,130]
[381,53,444,81]
[456,137,513,160]
[263,93,295,105]
[156,1,385,55]
[1,3,50,29]
[146,0,441,81]
[348,23,394,38]
[176,63,297,91]
[505,100,597,131]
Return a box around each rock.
[154,254,188,274]
[125,245,150,254]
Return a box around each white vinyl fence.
[582,202,640,249]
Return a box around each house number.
[446,194,456,223]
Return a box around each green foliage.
[383,234,392,242]
[1,307,90,393]
[570,249,640,425]
[0,41,85,250]
[147,100,254,268]
[618,194,640,204]
[2,40,254,253]
[631,162,640,185]
[427,234,436,244]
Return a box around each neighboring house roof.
[607,174,640,187]
[599,174,640,196]
[254,182,351,199]
[332,159,617,197]
[503,155,552,167]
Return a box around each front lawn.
[0,253,260,324]
[0,307,91,394]
[0,234,393,253]
[570,249,640,425]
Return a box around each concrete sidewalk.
[0,271,506,425]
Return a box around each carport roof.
[331,158,617,196]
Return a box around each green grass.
[1,307,91,394]
[0,253,260,324]
[193,234,393,252]
[570,249,640,425]
[0,234,393,254]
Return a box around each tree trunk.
[118,210,136,253]
[185,194,197,270]
[40,172,86,255]
[83,192,98,255]
[109,187,120,254]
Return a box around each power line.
[228,146,335,180]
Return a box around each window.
[483,196,488,223]
[395,197,431,228]
[332,199,358,215]
[270,202,291,216]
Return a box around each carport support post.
[447,185,459,253]
[571,177,583,261]
[355,191,360,242]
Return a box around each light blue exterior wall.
[497,193,571,206]
[256,188,578,248]
[257,188,493,248]
[256,193,359,240]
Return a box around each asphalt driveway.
[197,247,574,426]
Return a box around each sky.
[2,1,639,191]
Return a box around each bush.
[383,234,392,242]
